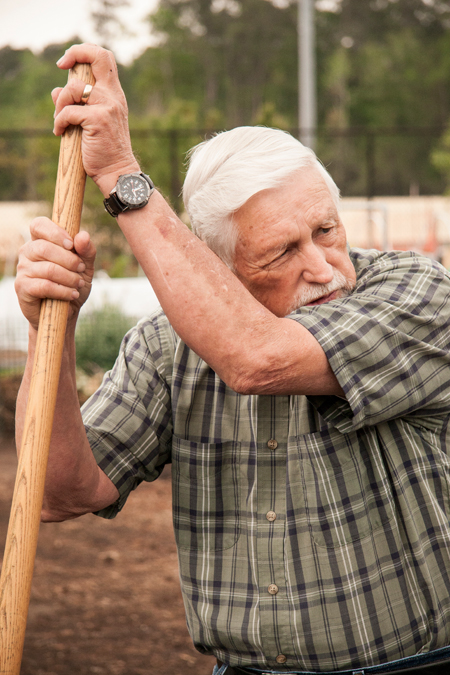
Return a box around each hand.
[15,218,96,331]
[52,43,140,196]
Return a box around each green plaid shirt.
[82,248,450,672]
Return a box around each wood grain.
[0,62,95,675]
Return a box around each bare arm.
[53,44,343,398]
[15,225,119,521]
[113,193,340,396]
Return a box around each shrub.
[75,305,137,375]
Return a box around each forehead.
[234,168,338,238]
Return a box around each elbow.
[41,499,81,523]
[41,508,69,523]
[225,356,272,396]
[229,373,259,396]
[41,490,90,522]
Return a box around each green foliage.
[0,41,79,201]
[431,124,450,193]
[135,0,299,127]
[75,304,136,374]
[91,0,132,48]
[2,0,450,221]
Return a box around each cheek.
[326,245,355,279]
[257,272,300,312]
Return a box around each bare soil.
[0,435,216,675]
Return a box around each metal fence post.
[366,133,376,248]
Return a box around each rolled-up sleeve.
[290,249,450,431]
[81,311,176,518]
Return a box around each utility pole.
[298,0,317,150]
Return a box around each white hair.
[182,126,340,267]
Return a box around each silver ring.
[81,84,93,105]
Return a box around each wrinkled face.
[232,168,357,317]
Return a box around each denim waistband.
[214,644,450,675]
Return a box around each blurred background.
[2,0,450,672]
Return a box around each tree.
[90,0,133,49]
[138,0,298,127]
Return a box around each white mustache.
[290,269,354,311]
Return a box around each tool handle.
[0,62,95,675]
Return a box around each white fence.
[0,274,161,370]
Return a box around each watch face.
[117,174,151,207]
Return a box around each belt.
[217,647,450,675]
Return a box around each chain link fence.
[0,126,447,209]
[0,125,448,383]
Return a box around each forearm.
[50,42,341,397]
[16,320,119,522]
[117,194,272,382]
[103,189,341,396]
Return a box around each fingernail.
[56,57,64,66]
[72,290,79,299]
[63,239,73,249]
[78,278,85,288]
[77,262,86,273]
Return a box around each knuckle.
[34,238,48,259]
[37,278,55,298]
[17,242,28,259]
[48,260,59,278]
[14,276,22,294]
[33,279,46,298]
[14,257,26,278]
[29,218,41,236]
[30,216,50,238]
[104,47,116,62]
[26,278,42,298]
[67,79,79,96]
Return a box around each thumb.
[73,231,96,276]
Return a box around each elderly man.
[15,44,450,675]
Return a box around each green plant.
[75,304,136,374]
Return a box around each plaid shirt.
[82,248,450,672]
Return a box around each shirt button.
[268,584,279,595]
[276,654,287,664]
[266,511,277,522]
[267,439,278,450]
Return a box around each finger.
[73,231,96,270]
[29,217,75,250]
[15,260,82,305]
[53,102,91,137]
[56,43,119,84]
[53,78,92,117]
[51,87,63,106]
[23,260,85,292]
[26,219,86,275]
[19,277,81,305]
[24,239,85,275]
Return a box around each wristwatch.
[104,172,155,217]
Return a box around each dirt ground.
[0,434,216,675]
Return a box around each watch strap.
[104,192,125,218]
[103,172,154,217]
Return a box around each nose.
[301,244,334,285]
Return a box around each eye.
[277,246,296,261]
[264,247,292,269]
[319,226,333,235]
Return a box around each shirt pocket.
[295,427,393,549]
[172,437,241,551]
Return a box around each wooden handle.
[0,62,95,675]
